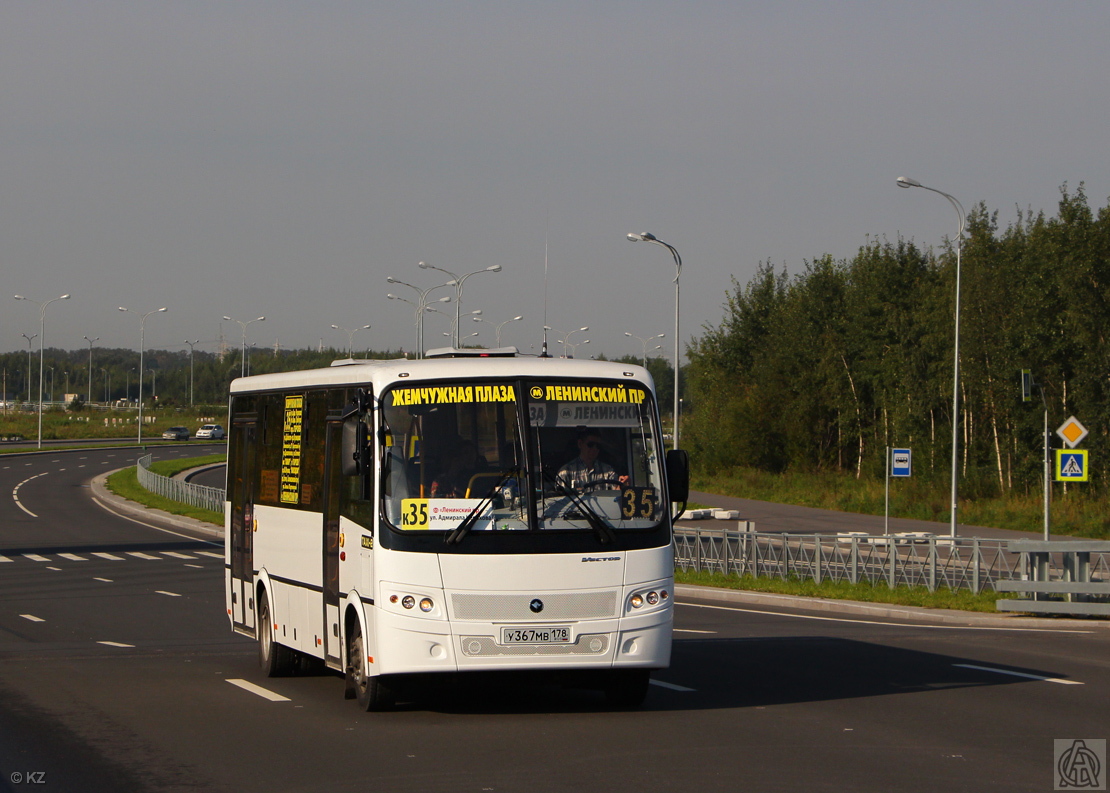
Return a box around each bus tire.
[346,622,394,711]
[257,589,295,677]
[603,669,650,708]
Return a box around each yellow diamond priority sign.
[1056,416,1088,449]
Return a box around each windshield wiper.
[540,469,617,544]
[444,469,519,545]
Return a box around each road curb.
[89,468,224,541]
[675,584,1109,629]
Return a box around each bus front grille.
[451,591,617,620]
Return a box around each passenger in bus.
[556,430,629,493]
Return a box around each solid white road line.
[156,591,182,597]
[98,641,134,648]
[226,679,291,702]
[677,601,1094,634]
[651,679,697,692]
[953,663,1084,685]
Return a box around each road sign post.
[885,447,911,536]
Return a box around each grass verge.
[692,466,1110,540]
[105,454,225,527]
[674,568,1002,612]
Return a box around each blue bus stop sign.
[891,448,912,477]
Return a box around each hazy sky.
[3,2,1109,363]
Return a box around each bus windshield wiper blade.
[541,470,617,544]
[444,469,518,545]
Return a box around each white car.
[195,424,226,440]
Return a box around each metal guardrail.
[674,526,1025,594]
[996,540,1110,616]
[135,453,226,514]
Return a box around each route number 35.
[621,487,658,519]
[401,499,430,528]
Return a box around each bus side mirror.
[665,449,689,503]
[342,420,369,477]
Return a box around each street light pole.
[223,315,265,378]
[84,335,99,405]
[386,274,452,357]
[624,332,666,367]
[896,176,966,539]
[330,324,372,358]
[627,232,683,450]
[184,340,200,406]
[20,333,37,404]
[119,306,167,445]
[418,262,502,346]
[473,314,523,347]
[15,294,70,449]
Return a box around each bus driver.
[556,430,629,493]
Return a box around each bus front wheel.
[345,622,394,711]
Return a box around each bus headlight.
[630,594,644,609]
[419,597,434,613]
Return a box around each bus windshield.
[380,378,664,534]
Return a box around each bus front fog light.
[630,594,644,609]
[401,595,415,609]
[419,597,434,612]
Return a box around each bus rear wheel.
[257,589,296,677]
[345,622,394,711]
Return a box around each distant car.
[162,426,190,441]
[195,424,226,440]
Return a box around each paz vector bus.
[224,348,688,709]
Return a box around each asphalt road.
[0,447,1107,792]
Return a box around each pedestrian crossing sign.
[1055,449,1089,482]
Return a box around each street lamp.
[473,314,523,348]
[417,261,502,346]
[565,338,589,358]
[330,324,372,358]
[14,293,70,448]
[119,306,167,444]
[184,340,200,406]
[386,275,452,357]
[627,232,683,450]
[83,336,99,405]
[544,326,588,358]
[223,315,265,378]
[625,332,666,367]
[20,333,37,404]
[896,176,966,538]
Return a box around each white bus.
[224,348,688,709]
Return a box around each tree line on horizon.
[0,343,677,415]
[683,184,1110,496]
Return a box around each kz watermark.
[9,771,46,785]
[1056,739,1106,790]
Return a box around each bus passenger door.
[229,418,257,633]
[322,419,343,669]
